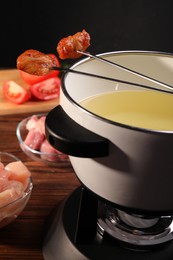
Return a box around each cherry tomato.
[3,80,31,104]
[19,54,60,85]
[30,77,60,100]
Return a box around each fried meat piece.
[16,49,57,76]
[57,29,90,59]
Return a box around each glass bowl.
[0,152,33,228]
[16,113,69,166]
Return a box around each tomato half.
[30,77,60,100]
[19,54,60,85]
[3,80,31,104]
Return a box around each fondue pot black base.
[42,186,173,260]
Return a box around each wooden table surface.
[0,112,80,259]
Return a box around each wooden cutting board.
[0,69,59,115]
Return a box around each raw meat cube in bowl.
[0,152,33,228]
[16,113,69,166]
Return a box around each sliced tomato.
[19,54,60,85]
[30,77,60,100]
[3,80,31,104]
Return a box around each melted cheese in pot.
[80,90,173,131]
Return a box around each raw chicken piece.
[5,161,31,191]
[36,116,46,135]
[0,178,10,192]
[0,162,5,171]
[0,168,11,181]
[26,115,46,135]
[40,139,60,161]
[0,179,24,208]
[26,115,39,131]
[24,128,45,150]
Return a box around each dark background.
[0,0,173,67]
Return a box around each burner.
[43,187,173,260]
[97,202,173,247]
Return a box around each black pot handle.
[45,105,109,158]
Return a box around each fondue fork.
[53,66,173,94]
[77,50,173,91]
[52,66,173,94]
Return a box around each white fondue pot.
[46,51,173,214]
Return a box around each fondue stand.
[43,51,173,259]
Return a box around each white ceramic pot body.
[60,51,173,213]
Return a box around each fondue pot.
[46,51,173,214]
[43,51,173,260]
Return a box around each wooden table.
[0,112,80,259]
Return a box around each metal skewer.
[52,66,173,94]
[77,50,173,91]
